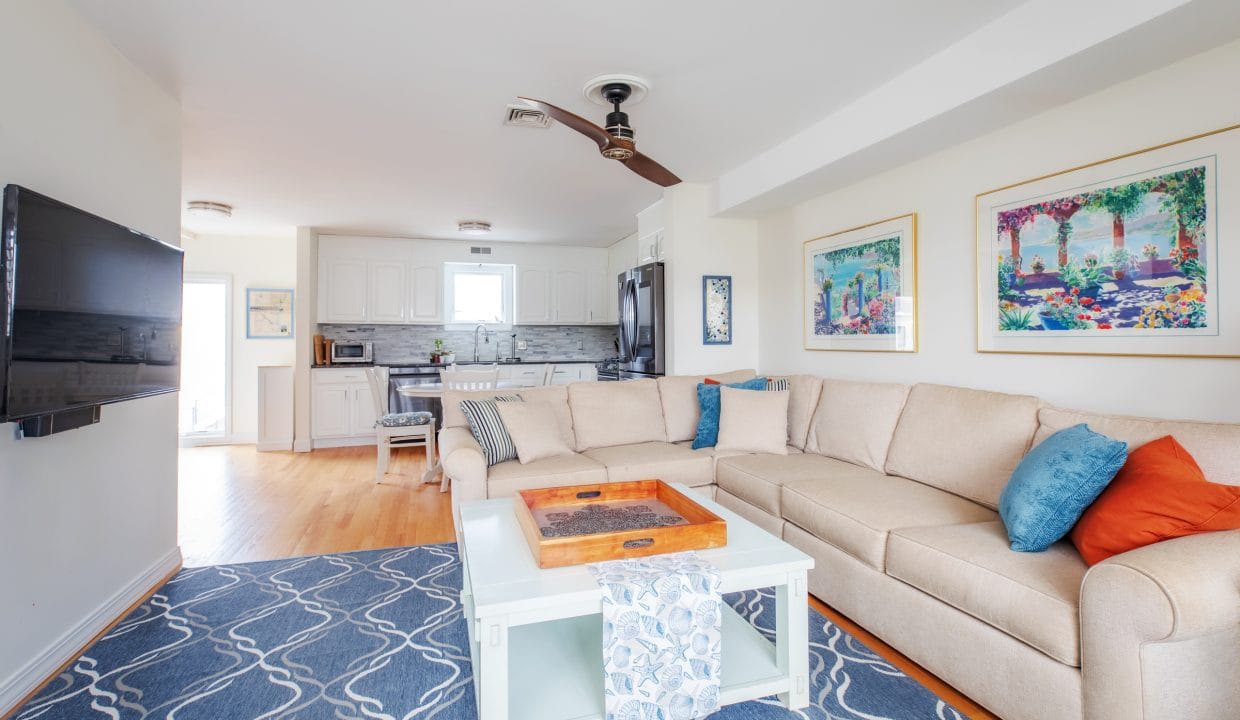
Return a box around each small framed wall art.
[246,288,294,339]
[803,213,917,352]
[976,124,1239,357]
[702,275,732,345]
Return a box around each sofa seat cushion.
[582,442,715,487]
[716,454,853,517]
[887,521,1086,667]
[781,472,996,571]
[486,453,607,498]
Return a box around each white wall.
[663,184,760,375]
[0,0,182,711]
[757,39,1240,423]
[182,234,298,442]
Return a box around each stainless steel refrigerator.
[617,262,665,379]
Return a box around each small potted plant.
[1106,247,1137,283]
[1028,255,1046,274]
[431,338,452,364]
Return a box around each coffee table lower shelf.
[493,605,787,720]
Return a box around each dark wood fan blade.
[621,151,682,187]
[517,97,612,150]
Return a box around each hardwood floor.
[178,444,997,719]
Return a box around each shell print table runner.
[589,552,722,720]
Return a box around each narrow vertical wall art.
[702,275,732,345]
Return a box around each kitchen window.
[444,262,514,330]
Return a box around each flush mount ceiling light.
[186,200,233,218]
[457,220,492,235]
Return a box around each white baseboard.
[257,438,294,452]
[0,546,183,716]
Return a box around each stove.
[595,357,620,381]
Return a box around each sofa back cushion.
[806,379,910,472]
[1035,406,1240,485]
[443,385,575,449]
[568,379,668,451]
[657,369,756,443]
[772,375,824,450]
[884,383,1041,509]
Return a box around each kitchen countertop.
[379,358,606,368]
[312,359,604,369]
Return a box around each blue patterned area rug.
[16,544,969,719]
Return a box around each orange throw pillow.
[1070,435,1240,565]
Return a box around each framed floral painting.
[976,124,1240,357]
[702,275,732,345]
[803,213,917,352]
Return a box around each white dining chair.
[540,363,555,386]
[363,367,436,484]
[440,366,499,390]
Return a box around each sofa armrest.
[439,426,487,504]
[1081,529,1240,720]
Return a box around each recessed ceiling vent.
[470,246,492,255]
[504,103,551,128]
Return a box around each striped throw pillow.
[459,396,522,466]
[766,377,789,392]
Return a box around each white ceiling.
[67,0,1025,246]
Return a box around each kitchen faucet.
[473,324,491,362]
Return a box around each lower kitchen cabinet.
[311,367,377,447]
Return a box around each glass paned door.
[179,278,228,437]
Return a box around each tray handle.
[576,490,602,499]
[623,538,655,549]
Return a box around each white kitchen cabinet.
[636,230,664,265]
[585,269,611,324]
[497,364,545,387]
[409,264,442,323]
[549,364,597,385]
[516,266,551,324]
[319,258,368,323]
[553,269,586,323]
[311,368,377,447]
[369,261,408,323]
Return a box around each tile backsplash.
[318,324,619,364]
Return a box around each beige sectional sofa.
[437,372,1240,720]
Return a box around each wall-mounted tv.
[1,185,184,436]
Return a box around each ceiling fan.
[518,83,682,187]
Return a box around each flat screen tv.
[1,185,184,436]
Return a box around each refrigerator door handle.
[624,279,639,359]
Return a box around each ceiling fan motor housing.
[601,82,636,158]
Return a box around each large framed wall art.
[977,124,1240,357]
[803,213,917,352]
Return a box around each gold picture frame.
[976,124,1240,358]
[803,213,918,352]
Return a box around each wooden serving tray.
[515,480,727,569]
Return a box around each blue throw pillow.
[691,377,769,449]
[999,423,1128,552]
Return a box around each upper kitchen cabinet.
[515,266,551,324]
[318,257,369,323]
[408,264,442,323]
[585,268,610,324]
[317,236,444,325]
[369,261,408,323]
[317,234,610,326]
[553,269,586,324]
[635,199,665,265]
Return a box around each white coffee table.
[457,483,814,720]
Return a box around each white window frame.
[443,262,514,331]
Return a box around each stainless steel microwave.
[330,341,373,364]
